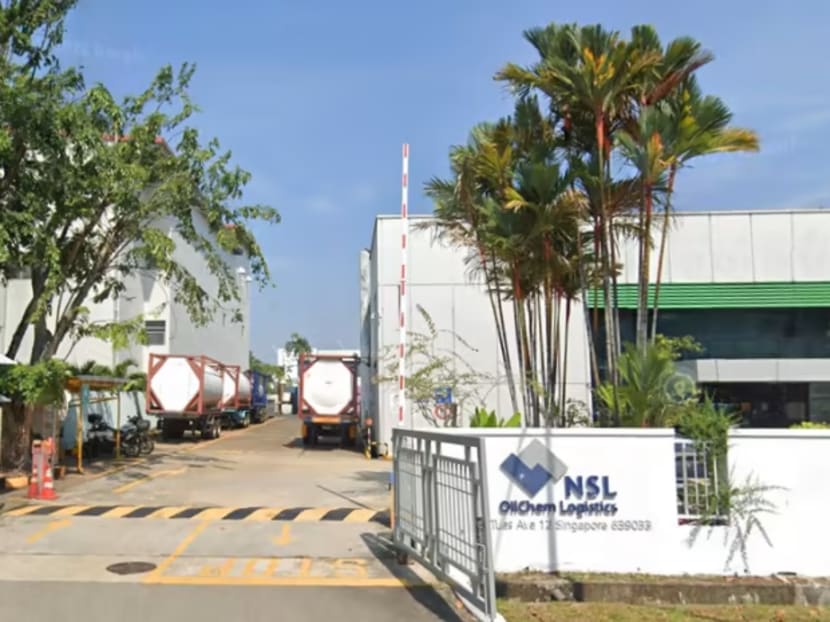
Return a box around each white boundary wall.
[422,428,830,576]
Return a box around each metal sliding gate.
[392,429,498,622]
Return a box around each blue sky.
[60,0,830,363]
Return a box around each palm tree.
[624,27,714,352]
[424,127,521,416]
[649,78,760,340]
[427,97,589,426]
[67,358,145,391]
[284,333,312,358]
[496,23,662,394]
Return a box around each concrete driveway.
[0,416,469,621]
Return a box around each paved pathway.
[0,416,468,621]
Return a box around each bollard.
[27,441,42,499]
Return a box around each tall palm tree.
[649,78,760,340]
[424,125,521,416]
[624,27,714,352]
[496,23,662,394]
[427,97,588,426]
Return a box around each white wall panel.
[750,213,794,281]
[792,212,830,281]
[710,213,754,281]
[666,214,713,282]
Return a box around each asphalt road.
[0,416,469,621]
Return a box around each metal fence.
[674,438,727,525]
[392,429,498,622]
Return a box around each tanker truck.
[298,351,360,447]
[146,353,229,440]
[218,364,253,428]
[245,370,271,423]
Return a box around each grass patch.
[498,600,830,621]
[560,572,789,585]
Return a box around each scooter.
[129,414,155,456]
[86,414,154,458]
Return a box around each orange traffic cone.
[40,461,57,500]
[27,452,40,499]
[39,438,58,501]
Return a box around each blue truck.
[245,369,271,423]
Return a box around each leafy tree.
[66,358,147,392]
[248,351,283,390]
[284,333,312,357]
[1,1,279,365]
[426,20,758,426]
[648,77,759,339]
[0,1,278,467]
[424,98,588,427]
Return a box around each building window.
[592,308,830,361]
[145,320,166,346]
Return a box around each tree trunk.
[484,251,519,414]
[511,297,529,422]
[559,297,572,425]
[636,182,654,353]
[551,292,562,426]
[651,166,677,342]
[5,269,47,359]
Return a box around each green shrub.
[789,421,830,429]
[469,408,522,428]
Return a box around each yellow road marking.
[264,559,279,576]
[194,507,234,521]
[294,508,329,522]
[2,505,42,517]
[148,506,190,519]
[272,524,293,547]
[101,506,139,518]
[143,521,211,583]
[247,508,283,522]
[343,508,376,522]
[218,559,235,577]
[51,506,90,517]
[242,559,260,577]
[26,519,71,544]
[112,467,188,494]
[147,575,421,587]
[298,558,312,577]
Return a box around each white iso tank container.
[238,373,252,405]
[149,355,223,413]
[220,366,252,407]
[301,358,355,416]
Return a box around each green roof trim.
[588,282,830,309]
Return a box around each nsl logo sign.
[499,440,618,519]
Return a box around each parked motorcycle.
[86,413,154,458]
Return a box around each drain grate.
[106,561,157,575]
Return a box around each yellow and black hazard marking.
[1,504,391,526]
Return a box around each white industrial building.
[361,209,830,452]
[0,213,252,374]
